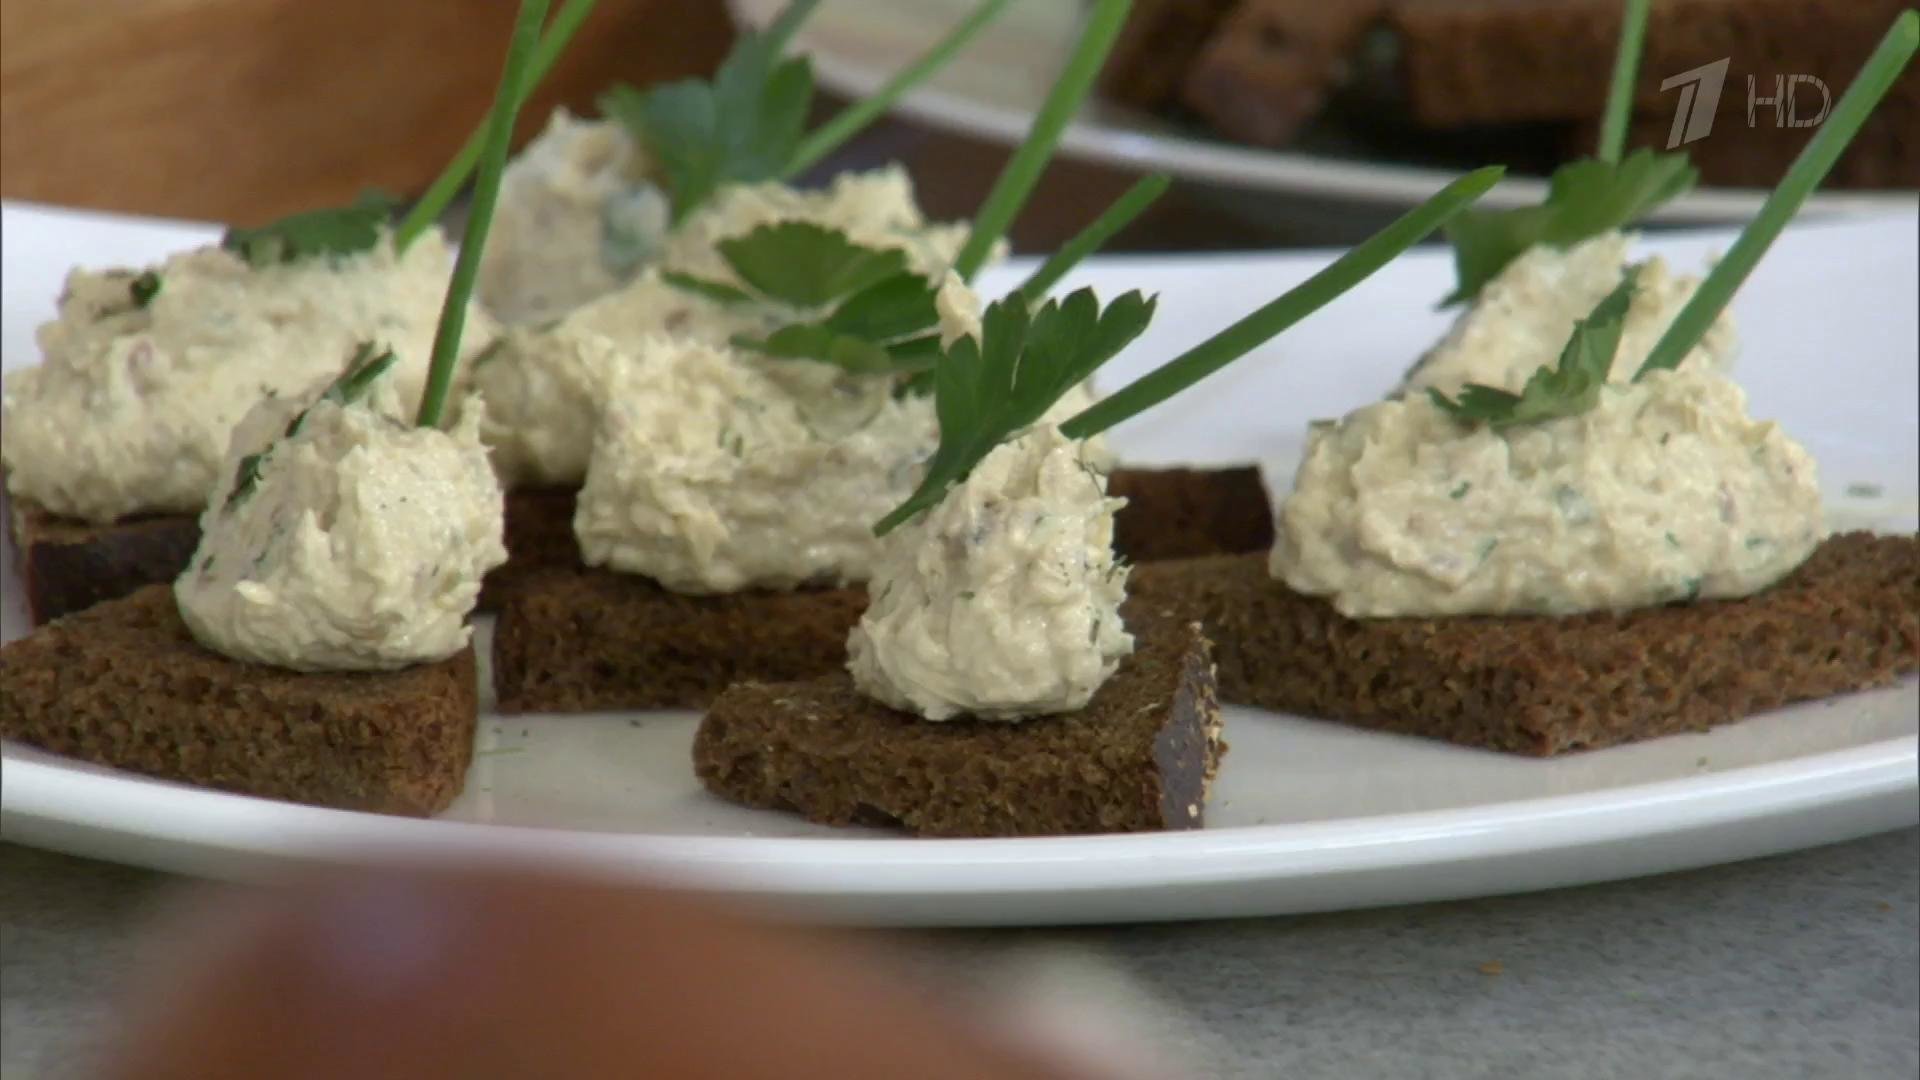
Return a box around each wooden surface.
[0,0,732,225]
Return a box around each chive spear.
[1638,9,1918,378]
[1596,0,1652,163]
[415,0,552,428]
[1013,172,1170,305]
[1061,165,1507,440]
[786,0,1020,177]
[951,0,1133,282]
[393,0,599,253]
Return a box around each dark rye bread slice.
[490,466,1276,713]
[1128,532,1920,756]
[692,604,1224,837]
[1097,0,1242,111]
[6,496,201,627]
[0,585,477,815]
[9,466,1273,623]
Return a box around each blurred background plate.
[731,0,1918,230]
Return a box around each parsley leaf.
[130,271,161,307]
[873,287,1156,536]
[1429,266,1641,429]
[599,25,813,223]
[663,222,944,377]
[221,190,400,267]
[1442,149,1695,305]
[226,344,397,510]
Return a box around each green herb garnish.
[1440,150,1694,306]
[664,222,942,375]
[1061,166,1505,440]
[129,271,162,308]
[951,0,1133,281]
[1013,172,1169,306]
[1429,267,1640,429]
[416,0,551,428]
[1439,0,1691,305]
[602,0,1014,224]
[1596,0,1652,163]
[1637,10,1918,378]
[226,345,397,509]
[220,190,400,268]
[873,287,1156,535]
[393,0,603,251]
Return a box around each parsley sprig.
[601,0,1015,223]
[225,345,397,509]
[220,191,401,268]
[1439,0,1694,305]
[1429,267,1640,428]
[873,288,1156,536]
[664,222,943,375]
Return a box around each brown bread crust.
[0,586,477,815]
[1098,0,1243,110]
[1129,532,1920,756]
[10,467,1273,624]
[692,606,1224,837]
[492,570,869,714]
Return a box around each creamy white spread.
[474,266,985,489]
[572,331,1105,594]
[1,234,495,524]
[1273,366,1824,617]
[479,111,668,325]
[847,425,1133,721]
[175,378,506,672]
[661,165,985,285]
[1402,232,1737,397]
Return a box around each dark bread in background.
[692,603,1224,837]
[1128,532,1920,756]
[0,585,477,815]
[9,466,1274,624]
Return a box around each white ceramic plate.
[2,200,1916,926]
[730,0,1919,224]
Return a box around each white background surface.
[2,200,1916,926]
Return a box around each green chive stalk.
[786,0,1020,176]
[1596,0,1652,163]
[1013,172,1169,304]
[416,0,551,428]
[951,0,1132,281]
[394,0,598,252]
[762,0,826,56]
[1061,166,1506,439]
[1637,10,1918,378]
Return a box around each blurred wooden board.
[0,0,731,224]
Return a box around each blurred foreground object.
[97,865,1115,1080]
[0,0,730,223]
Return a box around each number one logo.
[1660,58,1732,148]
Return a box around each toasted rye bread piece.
[692,604,1224,837]
[1128,532,1920,756]
[7,467,1273,624]
[6,496,202,628]
[0,585,477,815]
[1097,0,1242,111]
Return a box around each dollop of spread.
[1402,231,1737,397]
[474,268,986,490]
[1,234,494,523]
[174,380,506,672]
[1273,366,1824,617]
[479,111,669,325]
[847,425,1134,722]
[571,337,942,593]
